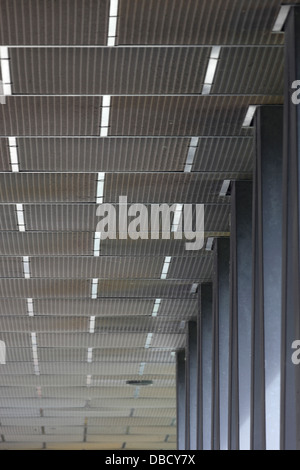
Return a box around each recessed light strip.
[91,278,98,299]
[152,298,161,317]
[139,362,146,375]
[23,256,30,279]
[31,332,40,376]
[16,204,25,231]
[161,256,171,280]
[190,283,198,294]
[96,172,105,203]
[87,348,93,363]
[8,137,19,172]
[202,46,221,95]
[184,137,199,172]
[171,204,183,232]
[145,333,153,349]
[0,340,6,365]
[242,105,257,128]
[0,46,12,95]
[206,237,215,251]
[89,316,96,334]
[100,96,111,136]
[27,298,34,317]
[93,231,101,256]
[272,5,291,32]
[219,179,231,197]
[107,0,119,46]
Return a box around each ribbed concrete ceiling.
[0,0,297,450]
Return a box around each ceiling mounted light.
[0,46,12,95]
[0,340,6,365]
[202,46,221,95]
[152,298,161,317]
[160,256,171,280]
[242,105,257,128]
[272,5,291,32]
[219,179,231,197]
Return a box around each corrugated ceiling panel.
[0,257,23,277]
[192,137,253,172]
[0,97,101,136]
[0,138,11,170]
[23,203,230,232]
[109,95,282,136]
[0,0,109,45]
[0,173,96,203]
[214,47,284,95]
[16,137,188,173]
[0,279,91,298]
[118,0,285,45]
[11,47,209,95]
[0,233,92,255]
[0,205,19,231]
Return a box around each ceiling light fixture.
[93,231,101,256]
[8,137,19,172]
[16,204,26,231]
[190,283,198,294]
[23,256,30,279]
[184,137,199,172]
[160,256,171,280]
[89,316,96,334]
[0,340,6,365]
[202,46,221,95]
[96,172,105,204]
[272,5,291,32]
[107,0,119,46]
[171,204,183,232]
[87,348,93,363]
[242,105,257,128]
[219,179,231,197]
[206,237,215,251]
[91,278,98,300]
[0,46,12,95]
[27,298,34,317]
[100,96,111,136]
[151,298,161,317]
[145,332,153,349]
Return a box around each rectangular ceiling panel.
[0,0,109,45]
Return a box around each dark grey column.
[197,283,213,450]
[228,181,252,450]
[251,106,283,450]
[176,349,186,450]
[211,238,230,450]
[281,7,300,451]
[185,321,197,450]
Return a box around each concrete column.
[228,181,252,450]
[251,106,283,450]
[281,6,300,450]
[176,349,186,450]
[197,283,213,450]
[185,321,197,450]
[211,238,230,450]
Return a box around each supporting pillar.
[281,6,300,450]
[211,238,230,450]
[185,321,197,450]
[228,181,252,450]
[176,350,186,450]
[251,106,283,450]
[197,283,213,450]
